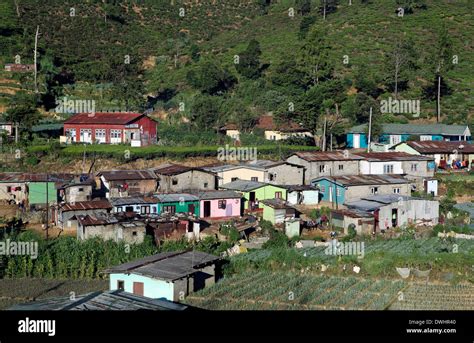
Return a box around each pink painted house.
[196,190,242,219]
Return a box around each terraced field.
[390,283,474,310]
[187,272,474,311]
[186,271,406,310]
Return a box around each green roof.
[348,123,470,136]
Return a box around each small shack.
[105,251,221,301]
[330,209,374,235]
[283,185,319,205]
[260,198,299,225]
[146,214,201,245]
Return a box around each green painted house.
[154,193,200,216]
[219,180,287,210]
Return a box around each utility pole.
[45,173,49,240]
[323,0,327,20]
[322,117,327,152]
[367,107,372,153]
[15,122,19,144]
[34,25,39,93]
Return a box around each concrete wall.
[219,168,265,185]
[378,199,439,229]
[345,183,410,202]
[78,223,146,243]
[287,190,319,205]
[287,155,360,184]
[200,198,241,218]
[157,170,215,192]
[64,185,93,203]
[104,178,156,198]
[265,164,304,185]
[109,273,174,300]
[112,203,159,215]
[0,182,27,202]
[359,161,404,174]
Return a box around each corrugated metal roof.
[356,151,434,161]
[98,170,156,181]
[281,185,318,192]
[220,180,269,192]
[63,112,145,125]
[0,173,76,183]
[154,193,199,202]
[313,174,410,186]
[60,200,112,212]
[105,251,220,281]
[349,123,470,136]
[9,290,188,311]
[190,190,242,200]
[291,151,364,162]
[261,198,292,209]
[110,197,159,206]
[153,163,214,176]
[405,141,474,153]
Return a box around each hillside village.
[0,0,473,315]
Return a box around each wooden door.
[133,282,144,296]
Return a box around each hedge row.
[28,144,319,161]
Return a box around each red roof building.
[63,112,158,146]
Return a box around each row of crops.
[186,271,406,310]
[389,283,474,310]
[232,238,474,264]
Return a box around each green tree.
[297,27,333,87]
[235,39,262,80]
[296,0,312,16]
[190,95,222,130]
[6,92,41,134]
[190,44,200,62]
[298,16,317,40]
[187,61,237,95]
[429,23,454,121]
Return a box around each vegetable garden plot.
[389,283,474,310]
[186,272,405,310]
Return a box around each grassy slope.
[0,0,472,125]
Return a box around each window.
[218,200,227,209]
[95,129,106,138]
[268,173,275,181]
[275,192,282,199]
[204,182,208,188]
[231,177,238,182]
[78,187,84,192]
[338,165,344,171]
[320,185,326,193]
[141,206,150,214]
[116,206,123,212]
[251,177,259,182]
[370,187,379,195]
[319,165,327,173]
[163,205,176,214]
[132,231,137,236]
[152,207,157,213]
[6,186,11,193]
[117,280,124,291]
[172,179,178,185]
[110,129,122,139]
[393,188,400,194]
[411,164,418,172]
[383,164,394,174]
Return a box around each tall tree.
[187,61,237,95]
[190,95,222,130]
[384,36,418,99]
[297,27,333,87]
[430,23,453,122]
[235,39,262,80]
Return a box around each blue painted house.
[311,174,411,204]
[106,251,221,301]
[347,124,471,148]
